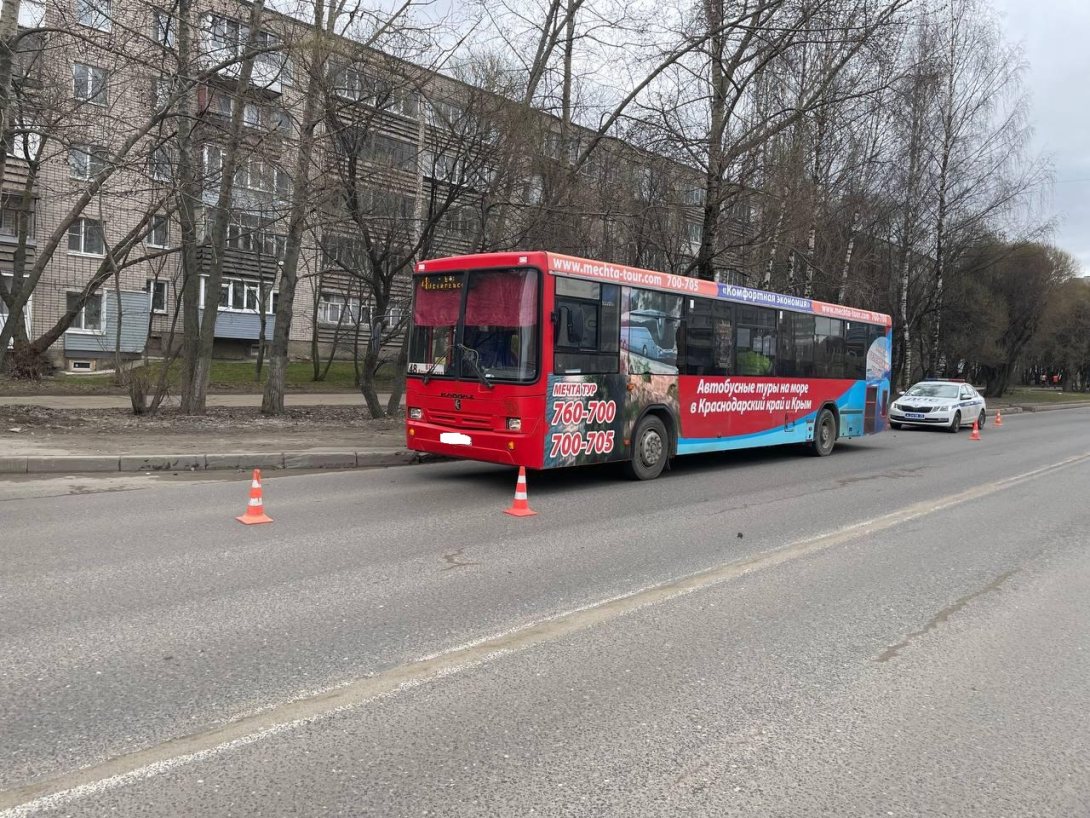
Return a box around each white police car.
[889,380,987,433]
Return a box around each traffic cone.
[970,420,981,441]
[504,467,537,517]
[236,469,273,525]
[995,410,1003,427]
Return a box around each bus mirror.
[567,306,584,345]
[555,304,582,345]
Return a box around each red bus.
[406,251,892,480]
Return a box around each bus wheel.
[809,409,837,457]
[626,415,668,480]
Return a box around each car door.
[959,386,976,425]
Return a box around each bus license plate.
[905,412,925,419]
[440,432,472,446]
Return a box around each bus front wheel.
[626,415,669,480]
[809,409,837,457]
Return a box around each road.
[2,410,1089,816]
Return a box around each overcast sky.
[991,0,1090,274]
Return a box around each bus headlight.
[409,408,423,420]
[506,418,522,431]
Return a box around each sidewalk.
[0,393,424,475]
[0,393,393,409]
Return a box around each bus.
[406,251,892,480]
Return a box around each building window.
[69,144,108,180]
[145,279,168,313]
[209,91,233,117]
[76,0,111,31]
[153,8,175,46]
[682,186,705,206]
[73,63,108,105]
[202,144,223,191]
[317,292,361,326]
[147,214,169,247]
[5,120,41,161]
[200,276,277,313]
[68,218,105,255]
[268,107,291,135]
[152,76,172,108]
[207,15,280,66]
[0,204,32,238]
[226,212,286,259]
[67,292,104,332]
[150,145,173,181]
[686,221,702,247]
[243,102,260,128]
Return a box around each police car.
[889,379,987,433]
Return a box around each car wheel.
[625,415,668,480]
[809,408,837,456]
[947,410,961,433]
[890,421,902,430]
[978,409,986,428]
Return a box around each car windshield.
[408,268,539,383]
[905,383,960,399]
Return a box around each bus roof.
[415,251,892,327]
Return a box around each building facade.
[0,0,750,373]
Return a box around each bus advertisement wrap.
[678,377,858,439]
[545,374,629,468]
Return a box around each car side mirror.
[897,390,905,396]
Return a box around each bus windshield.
[409,268,539,383]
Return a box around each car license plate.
[905,412,925,419]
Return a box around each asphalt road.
[2,410,1089,816]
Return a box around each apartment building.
[0,0,748,373]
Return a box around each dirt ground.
[0,406,407,456]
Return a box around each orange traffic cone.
[995,410,1003,427]
[970,420,981,441]
[236,469,273,525]
[504,466,537,517]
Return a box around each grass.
[998,387,1090,405]
[0,360,396,396]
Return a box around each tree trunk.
[385,332,409,416]
[836,210,860,304]
[261,0,326,415]
[180,0,266,414]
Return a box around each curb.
[0,450,445,476]
[1014,401,1090,413]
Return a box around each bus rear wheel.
[626,415,668,480]
[809,409,837,457]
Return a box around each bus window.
[683,297,733,376]
[814,317,846,378]
[409,273,461,376]
[844,322,867,380]
[735,305,776,376]
[554,277,619,374]
[777,312,814,378]
[622,289,681,374]
[462,268,540,382]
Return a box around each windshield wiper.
[421,355,447,385]
[456,344,494,390]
